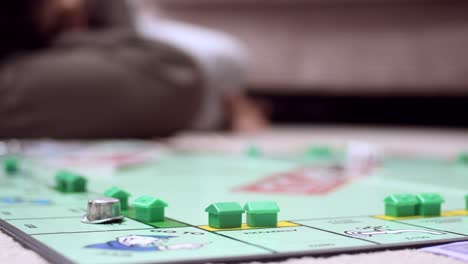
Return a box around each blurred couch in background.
[153,0,468,95]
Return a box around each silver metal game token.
[81,197,123,224]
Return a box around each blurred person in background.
[0,0,267,138]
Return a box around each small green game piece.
[244,201,280,227]
[457,152,468,164]
[132,195,168,222]
[245,145,261,158]
[465,194,468,210]
[384,194,418,217]
[305,145,333,158]
[3,156,19,174]
[415,193,444,216]
[205,202,244,229]
[104,187,131,210]
[55,170,87,193]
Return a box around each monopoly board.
[1,141,468,264]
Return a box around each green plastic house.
[458,152,468,164]
[132,195,168,222]
[415,193,444,216]
[55,170,87,193]
[3,156,19,174]
[205,202,244,229]
[305,145,333,159]
[465,194,468,210]
[245,145,262,158]
[244,201,280,227]
[104,187,131,210]
[384,194,418,217]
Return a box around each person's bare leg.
[225,94,270,133]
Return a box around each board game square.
[33,227,267,264]
[7,217,152,235]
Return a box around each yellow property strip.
[374,209,468,221]
[198,221,299,232]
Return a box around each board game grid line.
[121,210,189,228]
[197,227,279,254]
[163,217,281,253]
[140,224,189,229]
[390,219,468,238]
[148,215,280,254]
[3,216,82,221]
[298,222,381,245]
[29,227,156,236]
[287,215,377,222]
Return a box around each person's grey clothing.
[0,31,204,138]
[0,0,207,138]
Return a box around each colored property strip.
[198,221,300,232]
[374,209,468,221]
